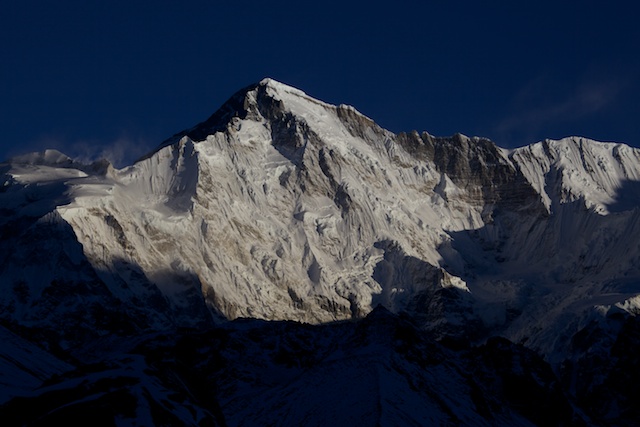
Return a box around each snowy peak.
[2,149,114,188]
[511,136,640,213]
[9,149,74,167]
[259,77,310,99]
[154,78,384,155]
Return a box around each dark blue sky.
[2,1,639,166]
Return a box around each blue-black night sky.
[2,1,639,166]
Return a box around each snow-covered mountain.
[2,78,639,425]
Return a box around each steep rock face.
[0,149,214,347]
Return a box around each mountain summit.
[2,79,640,424]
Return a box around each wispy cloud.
[494,75,629,145]
[13,134,154,168]
[70,136,153,168]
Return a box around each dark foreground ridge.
[0,309,586,426]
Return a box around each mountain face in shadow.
[606,179,640,213]
[0,308,583,426]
